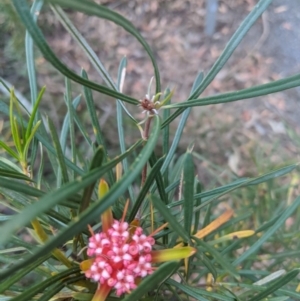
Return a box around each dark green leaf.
[122,261,180,301]
[79,146,104,213]
[48,117,69,184]
[162,0,273,128]
[47,0,160,94]
[151,194,190,243]
[128,156,164,223]
[0,116,159,278]
[164,73,300,110]
[248,269,299,301]
[0,139,143,246]
[234,196,300,266]
[183,152,194,236]
[0,169,33,182]
[12,0,139,105]
[195,238,240,280]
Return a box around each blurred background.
[0,0,300,184]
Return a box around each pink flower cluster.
[85,220,155,296]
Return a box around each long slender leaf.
[151,194,190,242]
[79,146,104,213]
[116,57,135,201]
[51,4,115,89]
[247,269,299,301]
[195,237,240,280]
[47,0,160,94]
[162,88,171,186]
[25,0,43,105]
[65,78,76,177]
[48,117,69,184]
[160,72,203,175]
[0,138,143,246]
[8,267,80,301]
[12,0,139,105]
[25,87,45,141]
[122,261,180,301]
[0,254,50,293]
[168,279,227,301]
[51,7,137,123]
[0,116,159,278]
[0,141,19,160]
[164,73,300,110]
[0,100,84,175]
[183,152,194,236]
[128,156,164,222]
[81,69,106,148]
[60,95,81,152]
[149,153,168,204]
[0,169,33,182]
[233,196,300,266]
[162,0,273,128]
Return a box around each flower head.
[84,220,155,296]
[81,179,196,301]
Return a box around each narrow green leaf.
[0,117,159,278]
[25,87,45,141]
[0,169,33,182]
[168,279,224,301]
[162,88,171,186]
[60,94,81,152]
[0,177,44,197]
[0,100,84,175]
[247,269,299,301]
[8,267,80,301]
[23,120,41,160]
[196,238,241,280]
[164,73,300,110]
[81,69,106,148]
[122,261,180,301]
[12,117,23,155]
[183,152,194,236]
[149,153,168,204]
[190,71,204,97]
[195,250,218,281]
[81,69,115,183]
[47,0,160,94]
[193,180,202,234]
[0,140,19,160]
[151,194,190,243]
[51,4,115,89]
[162,0,273,128]
[160,72,204,176]
[234,196,300,266]
[0,254,50,293]
[73,108,93,148]
[26,0,43,106]
[26,0,44,172]
[48,117,69,184]
[65,77,77,179]
[12,0,149,103]
[0,138,144,246]
[190,164,298,212]
[79,146,104,213]
[116,57,135,202]
[51,6,137,123]
[128,156,164,223]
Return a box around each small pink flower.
[80,179,196,301]
[84,219,155,297]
